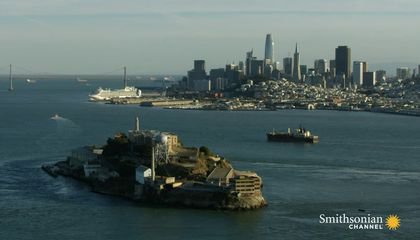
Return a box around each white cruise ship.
[89,67,142,101]
[89,86,141,101]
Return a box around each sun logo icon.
[386,214,401,230]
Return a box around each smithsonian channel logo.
[319,213,400,230]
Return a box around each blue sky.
[0,0,419,74]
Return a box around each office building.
[209,68,225,91]
[300,65,308,76]
[225,64,242,84]
[353,61,364,87]
[194,79,211,92]
[376,70,387,83]
[238,61,244,71]
[314,59,328,75]
[283,57,293,76]
[329,60,336,77]
[187,60,207,89]
[250,59,264,78]
[245,50,256,76]
[363,72,376,88]
[362,62,368,72]
[396,67,410,80]
[264,34,274,65]
[335,46,351,79]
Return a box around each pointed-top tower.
[293,43,301,82]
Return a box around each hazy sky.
[0,0,419,74]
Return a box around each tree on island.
[103,133,130,157]
[199,146,215,157]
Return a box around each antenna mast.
[123,66,127,88]
[8,64,13,91]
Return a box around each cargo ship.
[267,126,319,143]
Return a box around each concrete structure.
[397,67,410,80]
[225,64,242,84]
[238,61,244,71]
[363,72,376,88]
[207,167,234,186]
[193,79,211,91]
[209,68,224,81]
[273,61,281,71]
[336,73,347,89]
[376,70,387,83]
[335,46,351,79]
[353,61,364,87]
[271,69,281,80]
[264,64,273,79]
[232,171,262,194]
[69,146,102,169]
[128,117,179,155]
[209,68,226,91]
[362,61,368,73]
[293,43,301,82]
[300,65,308,76]
[136,165,152,184]
[329,60,336,77]
[314,59,328,75]
[283,57,293,77]
[213,78,228,91]
[187,60,207,90]
[264,34,274,65]
[250,59,264,78]
[83,163,101,177]
[245,50,256,76]
[418,65,420,77]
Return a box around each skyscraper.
[329,60,336,77]
[363,72,376,88]
[250,59,264,77]
[245,49,256,76]
[396,67,410,79]
[187,60,207,89]
[300,65,308,76]
[264,34,274,65]
[293,43,301,82]
[376,70,387,82]
[353,61,364,87]
[335,46,351,79]
[194,60,205,72]
[314,59,328,75]
[283,57,293,77]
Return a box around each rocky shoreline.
[42,161,267,210]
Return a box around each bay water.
[0,76,419,239]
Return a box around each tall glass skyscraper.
[335,46,351,79]
[264,34,274,64]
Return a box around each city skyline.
[0,0,420,74]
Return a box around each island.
[42,117,267,210]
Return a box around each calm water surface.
[0,77,419,239]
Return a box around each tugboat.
[267,126,319,143]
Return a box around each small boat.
[76,77,88,83]
[26,79,37,83]
[267,126,319,143]
[50,114,63,120]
